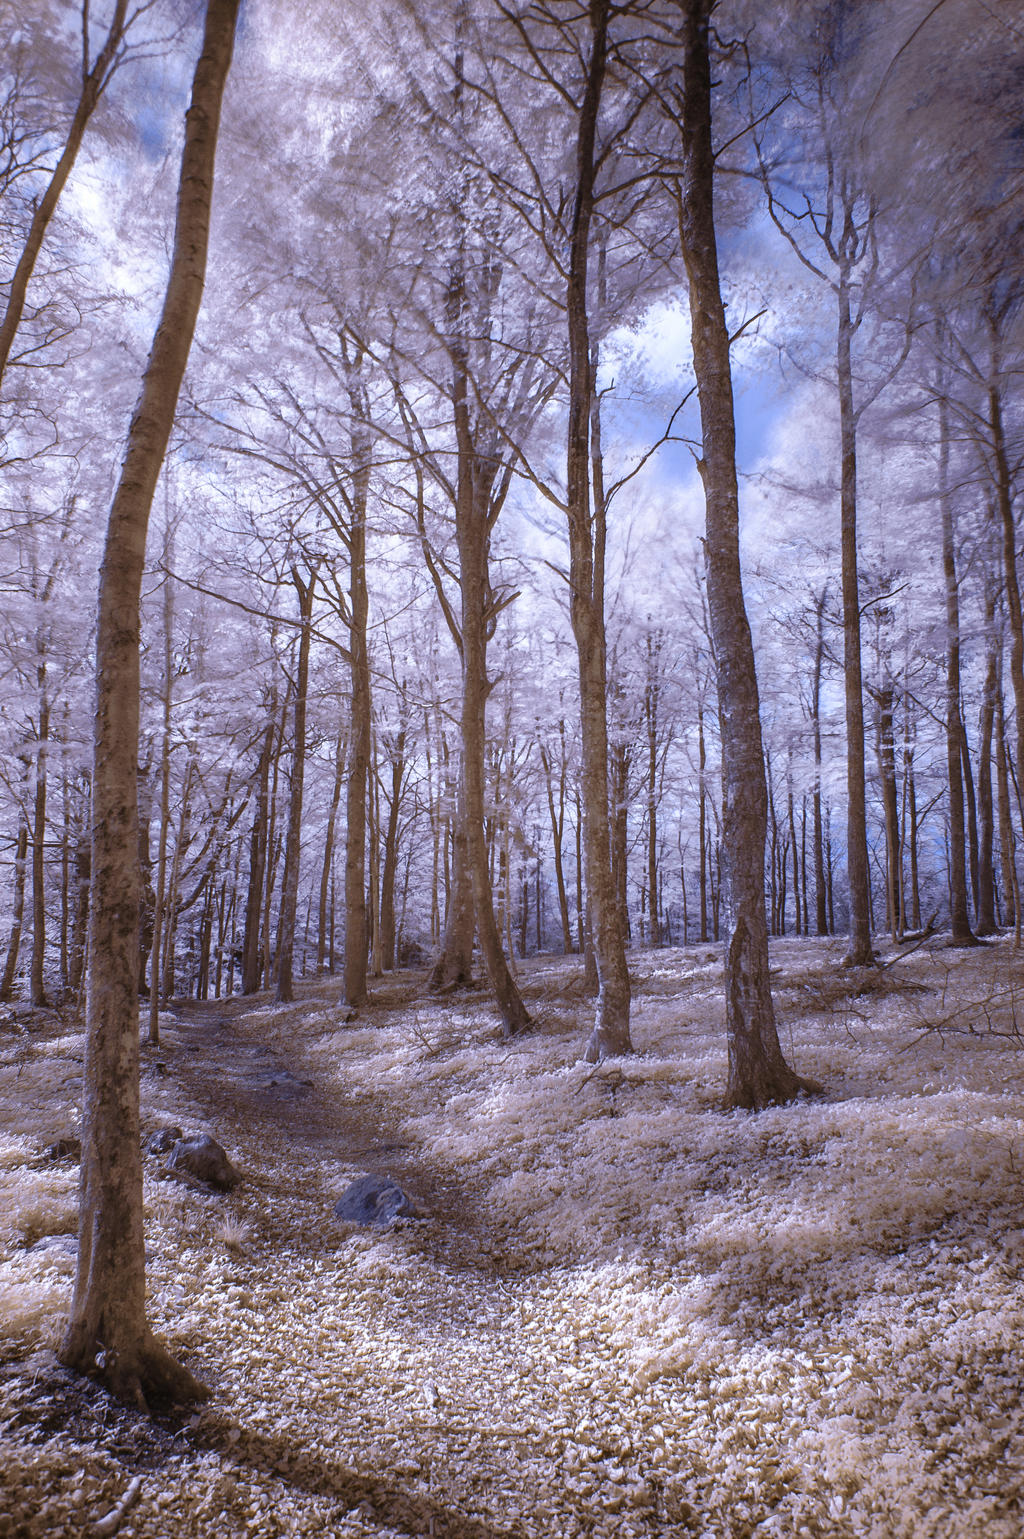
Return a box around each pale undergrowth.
[1,937,1023,1537]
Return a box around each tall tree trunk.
[996,645,1017,933]
[976,583,999,934]
[60,0,238,1406]
[873,683,902,942]
[938,389,976,943]
[568,0,630,1061]
[698,701,708,942]
[379,727,406,970]
[317,723,346,973]
[344,419,372,1008]
[450,342,530,1037]
[787,776,801,938]
[837,271,873,964]
[0,821,28,1001]
[148,546,176,1043]
[29,684,49,1007]
[989,319,1024,805]
[645,642,661,946]
[540,734,573,954]
[241,702,276,994]
[609,738,630,945]
[429,775,475,988]
[810,589,829,935]
[675,0,808,1108]
[160,756,195,1003]
[276,568,315,1004]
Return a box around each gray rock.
[167,1133,240,1191]
[147,1125,184,1156]
[333,1174,426,1229]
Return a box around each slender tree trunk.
[566,0,630,1061]
[938,390,976,943]
[961,728,980,919]
[317,724,346,972]
[787,777,801,938]
[29,686,49,1007]
[0,822,28,1001]
[160,756,194,1003]
[698,702,708,942]
[344,426,372,1008]
[276,568,315,1004]
[379,729,405,970]
[367,733,384,979]
[996,645,1017,932]
[148,551,176,1043]
[989,324,1024,804]
[451,401,529,1036]
[242,704,276,993]
[837,274,873,964]
[977,583,999,934]
[810,590,829,935]
[609,739,630,944]
[60,0,238,1406]
[675,0,809,1107]
[540,739,573,953]
[645,649,661,946]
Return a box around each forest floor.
[2,937,1024,1538]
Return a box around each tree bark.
[450,313,530,1036]
[317,723,346,972]
[0,821,28,1001]
[276,567,315,1004]
[810,588,829,936]
[675,0,809,1108]
[996,643,1017,933]
[976,581,999,934]
[837,271,873,964]
[60,0,237,1407]
[567,0,630,1061]
[873,682,902,942]
[378,726,406,970]
[429,774,475,989]
[938,389,976,943]
[241,700,276,994]
[343,427,372,1008]
[989,317,1024,818]
[29,683,49,1007]
[540,735,574,953]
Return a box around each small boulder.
[167,1133,240,1191]
[147,1125,183,1156]
[333,1174,426,1229]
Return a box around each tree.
[60,0,239,1406]
[672,0,810,1108]
[0,0,144,392]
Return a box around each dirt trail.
[154,994,489,1266]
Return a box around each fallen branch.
[92,1475,143,1537]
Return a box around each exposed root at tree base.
[59,1329,210,1412]
[723,1071,824,1113]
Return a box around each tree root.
[60,1328,210,1412]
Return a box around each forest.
[1,0,1024,1533]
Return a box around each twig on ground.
[91,1475,143,1537]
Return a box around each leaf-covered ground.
[3,937,1024,1537]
